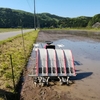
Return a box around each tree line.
[0,8,100,28]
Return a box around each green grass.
[0,28,32,33]
[41,27,100,32]
[0,28,22,33]
[65,27,100,32]
[0,30,38,96]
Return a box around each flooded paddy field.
[20,30,100,100]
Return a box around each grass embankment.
[41,28,100,40]
[0,30,38,99]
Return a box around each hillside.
[0,8,64,28]
[0,8,100,28]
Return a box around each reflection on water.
[36,39,100,61]
[27,38,100,69]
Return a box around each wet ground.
[20,31,100,100]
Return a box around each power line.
[26,0,34,12]
[34,0,36,30]
[26,0,37,29]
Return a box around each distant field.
[41,29,100,40]
[42,28,100,32]
[0,28,21,33]
[1,28,100,33]
[0,28,31,33]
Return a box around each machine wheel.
[67,82,70,86]
[41,83,44,87]
[60,82,63,86]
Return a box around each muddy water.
[34,39,100,100]
[21,34,100,100]
[54,39,100,60]
[53,39,100,100]
[37,39,100,61]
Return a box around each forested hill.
[0,8,100,28]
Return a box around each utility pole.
[37,15,40,28]
[34,0,36,30]
[10,55,15,92]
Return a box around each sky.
[0,0,100,18]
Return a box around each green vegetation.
[0,8,100,29]
[88,14,100,27]
[0,30,38,95]
[0,28,21,33]
[0,8,34,28]
[41,27,100,32]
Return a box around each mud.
[20,30,100,100]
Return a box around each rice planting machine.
[29,41,76,86]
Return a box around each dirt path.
[20,31,100,100]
